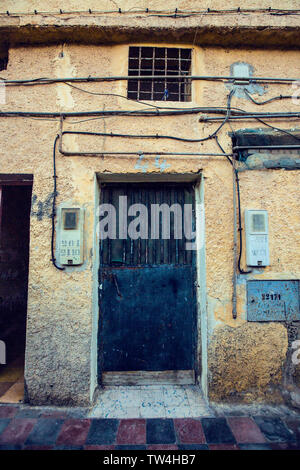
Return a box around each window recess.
[0,44,8,71]
[232,131,300,162]
[128,46,192,102]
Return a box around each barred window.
[127,46,192,102]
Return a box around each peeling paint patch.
[154,156,171,172]
[54,44,76,109]
[134,153,149,172]
[134,155,171,173]
[31,193,55,220]
[226,62,267,98]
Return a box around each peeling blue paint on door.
[100,265,197,371]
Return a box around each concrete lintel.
[97,172,201,183]
[0,14,300,48]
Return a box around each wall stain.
[31,193,55,220]
[134,154,171,173]
[134,153,149,173]
[155,156,171,172]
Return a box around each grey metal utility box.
[247,280,300,322]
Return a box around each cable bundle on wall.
[1,65,300,310]
[1,8,300,17]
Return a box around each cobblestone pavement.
[0,404,299,450]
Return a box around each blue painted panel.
[99,265,197,372]
[247,280,300,322]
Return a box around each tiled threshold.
[90,385,213,419]
[0,357,24,404]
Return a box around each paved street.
[0,404,299,450]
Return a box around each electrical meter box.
[59,207,84,266]
[245,209,269,267]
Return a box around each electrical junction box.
[247,280,300,322]
[245,210,269,266]
[59,207,84,265]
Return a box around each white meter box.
[59,207,84,265]
[245,210,269,267]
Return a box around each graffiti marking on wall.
[31,192,56,220]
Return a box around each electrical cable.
[1,68,300,278]
[13,96,299,280]
[214,135,233,166]
[200,112,300,121]
[60,129,224,144]
[64,82,160,109]
[244,89,295,106]
[3,108,300,119]
[253,118,300,143]
[1,8,300,17]
[68,116,111,125]
[227,121,252,275]
[214,137,239,318]
[55,92,235,157]
[209,90,234,139]
[0,108,237,118]
[214,111,252,275]
[0,109,215,118]
[64,82,249,114]
[3,75,300,86]
[235,170,252,275]
[51,134,65,271]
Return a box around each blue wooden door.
[98,183,197,382]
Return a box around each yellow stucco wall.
[0,38,299,405]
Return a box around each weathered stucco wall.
[0,38,299,405]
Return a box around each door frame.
[90,173,208,398]
[0,173,33,249]
[0,174,33,401]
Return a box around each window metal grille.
[127,46,192,102]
